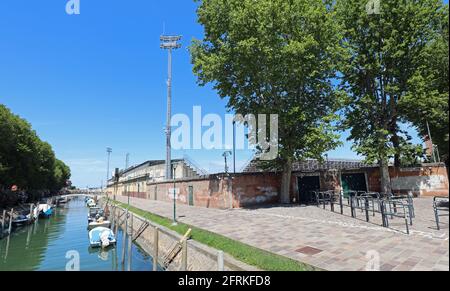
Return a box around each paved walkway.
[117,196,449,271]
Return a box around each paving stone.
[117,196,449,271]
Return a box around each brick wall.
[107,165,448,210]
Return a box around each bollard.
[153,227,159,271]
[339,193,343,215]
[121,210,128,266]
[217,251,224,271]
[127,214,133,271]
[181,239,188,271]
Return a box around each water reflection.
[0,198,155,271]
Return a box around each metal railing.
[434,196,449,231]
[314,190,414,234]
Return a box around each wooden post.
[217,251,224,271]
[1,210,5,234]
[127,214,133,271]
[153,227,159,271]
[181,239,187,271]
[8,208,14,235]
[121,210,128,266]
[29,204,33,223]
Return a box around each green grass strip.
[114,201,320,271]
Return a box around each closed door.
[188,186,194,206]
[298,176,321,204]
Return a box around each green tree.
[336,0,448,194]
[399,4,449,164]
[0,104,70,193]
[190,0,343,202]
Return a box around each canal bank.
[0,197,156,271]
[107,200,259,271]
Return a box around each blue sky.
[0,0,427,188]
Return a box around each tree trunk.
[379,158,392,195]
[280,158,293,204]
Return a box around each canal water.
[0,197,155,271]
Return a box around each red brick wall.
[139,165,448,209]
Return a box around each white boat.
[86,199,97,208]
[89,227,116,248]
[88,218,111,230]
[38,204,53,218]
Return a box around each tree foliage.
[0,104,71,192]
[190,0,344,202]
[336,0,448,192]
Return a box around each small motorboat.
[88,207,104,223]
[89,227,116,248]
[86,199,97,208]
[38,204,53,218]
[12,215,29,226]
[88,217,111,230]
[57,197,68,204]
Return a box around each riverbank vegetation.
[115,201,319,271]
[0,104,71,206]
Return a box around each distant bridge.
[59,193,105,199]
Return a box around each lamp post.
[106,147,112,189]
[172,165,177,226]
[160,35,182,181]
[233,121,236,174]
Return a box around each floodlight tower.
[160,35,182,180]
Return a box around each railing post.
[153,227,159,271]
[217,251,224,271]
[350,196,355,218]
[330,193,335,212]
[127,214,133,271]
[121,210,128,266]
[364,198,370,222]
[181,239,188,271]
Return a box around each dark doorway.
[188,186,194,206]
[298,176,321,204]
[341,173,368,196]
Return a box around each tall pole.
[166,48,173,180]
[233,121,236,174]
[106,147,112,189]
[160,35,182,181]
[125,153,130,169]
[172,166,177,226]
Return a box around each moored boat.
[12,215,29,226]
[89,227,116,248]
[38,204,53,218]
[88,218,111,230]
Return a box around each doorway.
[188,186,194,206]
[298,176,321,204]
[341,173,368,197]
